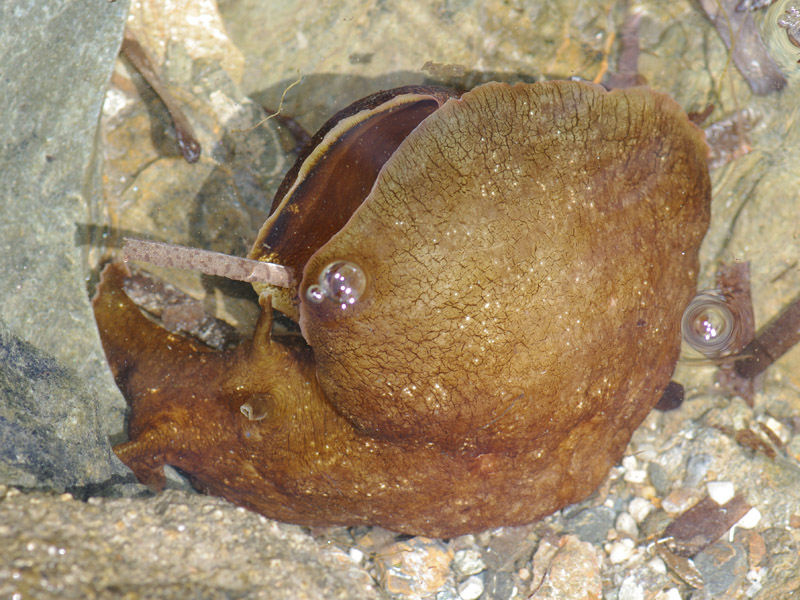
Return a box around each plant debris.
[661,495,752,557]
[120,29,202,163]
[699,0,787,94]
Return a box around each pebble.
[736,529,767,567]
[621,457,648,483]
[634,442,658,462]
[483,571,516,599]
[615,511,639,539]
[375,537,453,596]
[453,534,479,551]
[529,535,601,599]
[646,462,670,497]
[745,567,765,597]
[348,547,365,564]
[746,579,763,598]
[481,526,536,570]
[639,510,673,539]
[623,468,649,484]
[736,507,762,529]
[355,527,396,551]
[786,435,800,462]
[779,6,800,47]
[655,588,682,600]
[457,575,484,600]
[662,487,703,515]
[435,588,460,600]
[607,538,636,564]
[564,506,615,544]
[706,480,735,505]
[684,453,713,487]
[694,541,748,597]
[647,557,667,575]
[617,564,669,600]
[622,455,639,471]
[628,498,655,524]
[453,548,486,576]
[618,575,646,600]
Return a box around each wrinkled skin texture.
[95,81,711,537]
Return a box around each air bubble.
[681,291,740,357]
[306,285,325,304]
[240,395,270,421]
[305,260,366,310]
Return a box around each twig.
[121,29,202,163]
[122,238,294,288]
[735,294,800,379]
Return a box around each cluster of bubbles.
[306,260,367,311]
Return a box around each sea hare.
[94,80,711,537]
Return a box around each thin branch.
[735,293,800,379]
[121,29,202,163]
[123,238,294,288]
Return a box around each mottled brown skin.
[95,81,711,537]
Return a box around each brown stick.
[121,29,202,163]
[123,238,294,288]
[735,294,800,379]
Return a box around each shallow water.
[213,0,800,375]
[96,1,800,596]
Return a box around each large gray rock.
[0,319,122,489]
[0,0,131,489]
